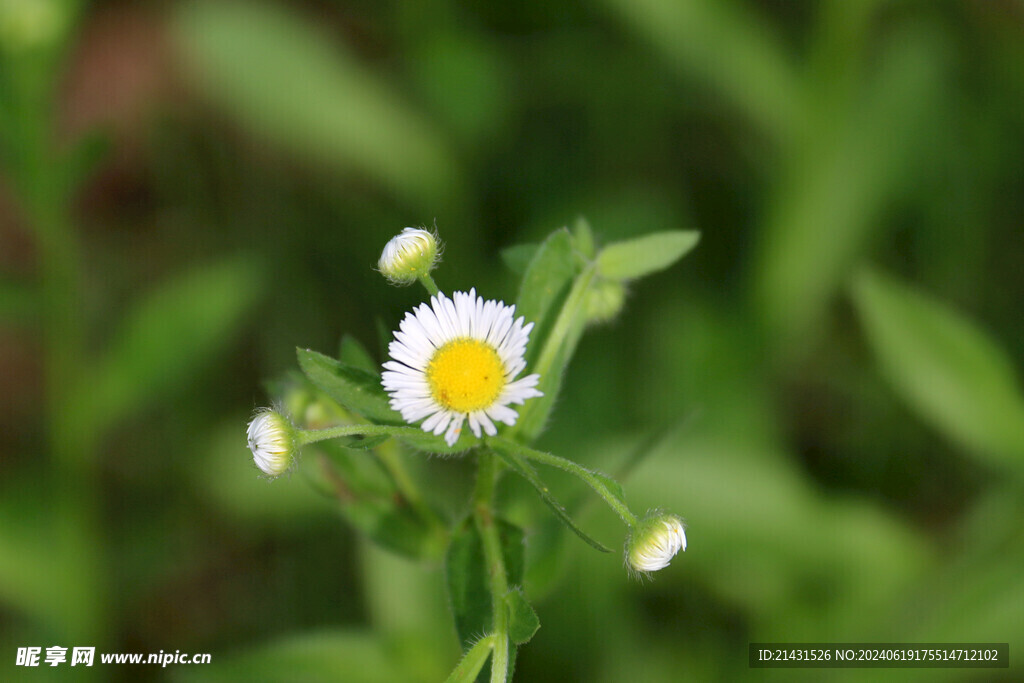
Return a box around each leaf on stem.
[296,348,404,426]
[490,445,611,553]
[500,243,539,276]
[596,230,700,281]
[504,589,540,645]
[445,517,524,651]
[516,228,578,338]
[338,334,378,373]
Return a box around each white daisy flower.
[626,512,687,574]
[381,289,543,446]
[378,227,440,285]
[246,409,297,478]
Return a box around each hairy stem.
[474,451,511,683]
[490,436,638,527]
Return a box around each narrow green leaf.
[516,228,577,334]
[500,243,539,276]
[445,518,525,651]
[852,268,1024,467]
[338,334,377,373]
[596,230,700,281]
[504,589,540,645]
[296,348,403,425]
[311,453,444,560]
[443,635,494,683]
[491,446,611,553]
[572,216,596,259]
[174,1,460,206]
[72,259,260,438]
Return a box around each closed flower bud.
[246,409,298,478]
[585,278,626,324]
[378,227,440,285]
[625,511,687,575]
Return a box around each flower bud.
[246,408,298,478]
[625,511,686,574]
[585,278,626,324]
[378,227,440,285]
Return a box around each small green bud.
[246,408,299,478]
[378,227,440,285]
[585,278,626,324]
[625,511,686,575]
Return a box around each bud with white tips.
[246,408,298,478]
[625,511,687,575]
[378,227,440,285]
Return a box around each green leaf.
[445,518,525,651]
[398,429,479,456]
[491,445,611,553]
[596,230,700,281]
[71,259,260,440]
[444,636,494,683]
[504,589,540,645]
[172,630,409,683]
[572,216,596,259]
[310,452,445,560]
[296,348,403,426]
[500,243,539,276]
[516,228,577,335]
[338,334,377,373]
[852,268,1024,468]
[174,1,460,206]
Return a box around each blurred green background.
[2,0,1023,680]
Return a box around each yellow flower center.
[426,338,506,413]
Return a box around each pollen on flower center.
[426,338,506,413]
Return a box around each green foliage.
[445,517,525,650]
[296,348,403,426]
[595,230,700,281]
[4,1,1023,682]
[504,589,540,645]
[70,259,260,443]
[852,268,1024,469]
[173,630,411,683]
[490,440,612,553]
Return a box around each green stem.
[418,273,440,296]
[474,451,510,683]
[375,438,447,534]
[510,263,596,440]
[489,436,638,527]
[297,423,432,446]
[444,635,495,683]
